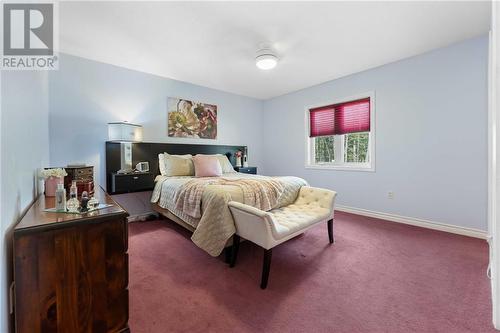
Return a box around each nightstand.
[110,172,155,194]
[234,166,257,174]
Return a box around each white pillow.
[158,153,194,176]
[158,153,167,175]
[217,154,236,173]
[163,153,194,176]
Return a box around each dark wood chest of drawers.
[65,166,95,195]
[13,186,130,333]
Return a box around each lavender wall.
[262,35,489,231]
[49,54,264,188]
[0,71,50,333]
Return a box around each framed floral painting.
[167,97,217,139]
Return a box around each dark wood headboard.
[105,142,246,192]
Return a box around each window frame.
[305,92,376,172]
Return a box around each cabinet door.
[129,174,154,191]
[14,219,129,333]
[112,176,131,193]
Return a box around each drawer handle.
[133,176,138,180]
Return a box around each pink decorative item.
[235,151,243,167]
[44,176,64,197]
[193,155,222,177]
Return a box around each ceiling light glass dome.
[255,49,278,70]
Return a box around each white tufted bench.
[228,186,337,289]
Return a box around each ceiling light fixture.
[255,48,278,70]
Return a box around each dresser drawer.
[234,167,257,174]
[111,173,154,194]
[75,167,94,179]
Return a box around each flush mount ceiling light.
[255,48,278,70]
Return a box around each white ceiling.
[60,1,491,100]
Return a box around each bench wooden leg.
[230,234,240,268]
[328,219,334,244]
[261,249,273,289]
[224,246,233,264]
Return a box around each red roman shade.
[334,98,370,135]
[309,105,336,137]
[309,98,370,137]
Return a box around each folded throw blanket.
[174,177,285,218]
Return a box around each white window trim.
[304,91,376,172]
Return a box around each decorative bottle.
[70,180,78,198]
[243,148,249,167]
[67,181,79,213]
[88,196,99,210]
[55,183,66,212]
[80,191,89,212]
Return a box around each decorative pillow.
[216,155,236,173]
[162,153,194,176]
[193,155,222,177]
[195,154,235,173]
[158,153,167,175]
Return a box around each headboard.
[105,142,246,193]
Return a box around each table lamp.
[108,122,143,174]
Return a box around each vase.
[236,157,242,167]
[45,176,64,197]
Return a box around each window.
[306,93,375,171]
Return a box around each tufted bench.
[228,186,337,289]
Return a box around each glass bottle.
[67,181,79,213]
[70,180,78,199]
[80,191,89,212]
[66,197,79,213]
[88,196,99,210]
[55,183,66,212]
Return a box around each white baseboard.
[335,205,489,240]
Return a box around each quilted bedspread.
[151,173,307,256]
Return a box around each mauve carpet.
[128,212,494,333]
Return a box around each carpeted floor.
[128,212,494,333]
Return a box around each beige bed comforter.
[151,173,307,256]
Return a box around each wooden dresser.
[13,186,130,333]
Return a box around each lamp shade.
[108,122,143,142]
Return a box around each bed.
[151,172,307,256]
[105,141,308,256]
